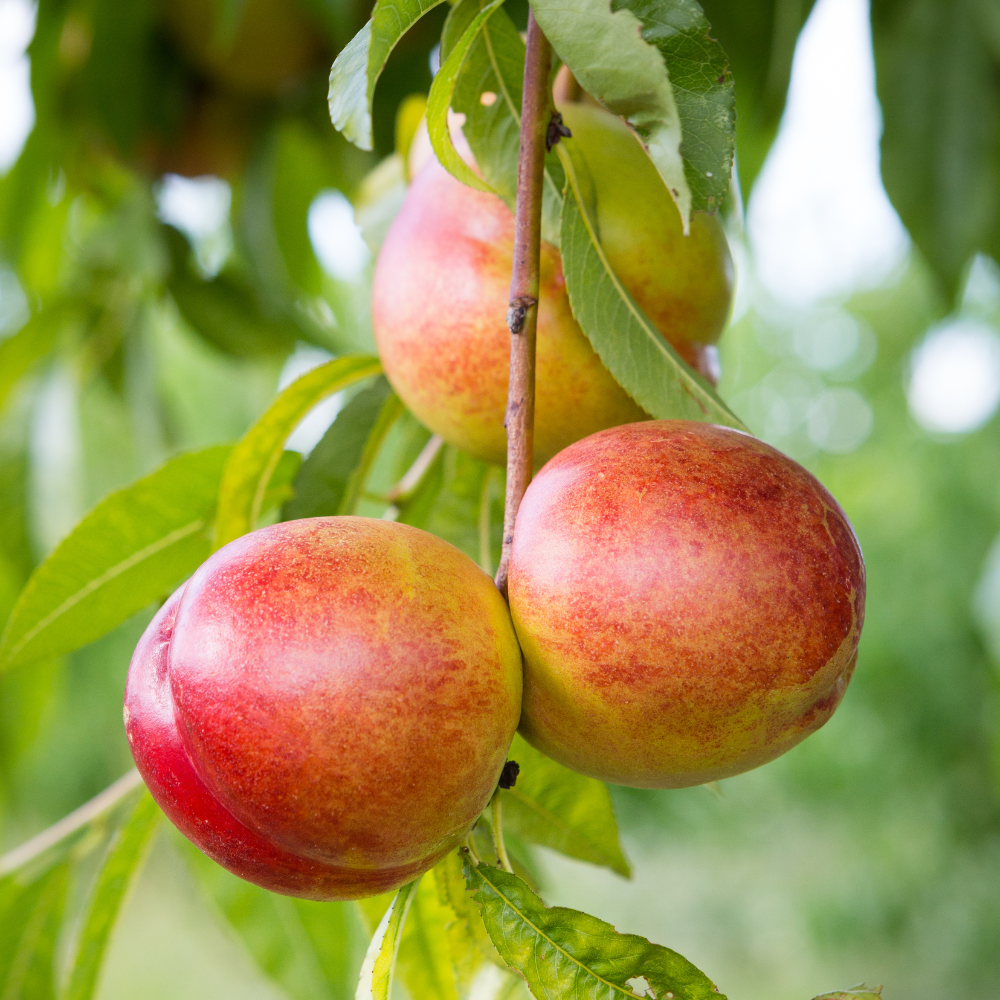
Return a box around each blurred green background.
[1,0,999,997]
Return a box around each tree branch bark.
[495,11,552,597]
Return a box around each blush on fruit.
[124,517,522,899]
[372,104,733,466]
[507,421,865,789]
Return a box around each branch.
[494,11,553,597]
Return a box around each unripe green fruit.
[508,421,865,789]
[372,103,734,466]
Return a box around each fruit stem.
[494,10,552,597]
[490,791,515,874]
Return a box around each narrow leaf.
[0,313,59,413]
[555,142,745,429]
[396,876,460,1000]
[283,376,401,521]
[814,990,882,1000]
[61,793,161,1000]
[615,0,735,213]
[0,447,231,671]
[466,862,727,1000]
[425,0,507,195]
[531,0,692,227]
[214,355,382,549]
[432,850,504,977]
[0,863,70,1000]
[355,879,420,1000]
[502,735,630,878]
[329,1,447,151]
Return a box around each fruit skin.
[164,0,325,95]
[372,104,734,466]
[507,421,865,789]
[124,517,523,900]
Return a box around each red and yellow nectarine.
[124,517,522,899]
[508,421,865,788]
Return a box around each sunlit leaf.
[329,0,448,151]
[556,142,744,429]
[0,447,230,671]
[425,0,507,194]
[355,879,419,1000]
[62,793,161,1000]
[283,376,402,520]
[214,355,382,548]
[395,875,460,1000]
[0,862,69,1000]
[466,861,727,1000]
[0,311,59,413]
[531,0,691,227]
[502,735,631,878]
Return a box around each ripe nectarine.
[508,421,865,788]
[124,517,522,899]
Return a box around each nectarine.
[124,517,522,899]
[372,104,734,466]
[508,421,865,788]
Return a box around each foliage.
[0,0,999,998]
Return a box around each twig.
[0,768,144,877]
[490,791,514,873]
[494,11,552,597]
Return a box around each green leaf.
[466,862,727,1000]
[178,837,362,1000]
[555,142,745,428]
[444,0,523,201]
[214,355,382,548]
[282,376,402,520]
[531,0,691,228]
[0,312,59,413]
[814,989,882,1000]
[615,0,735,213]
[0,863,70,1000]
[0,447,231,672]
[502,735,631,878]
[395,876,460,1000]
[697,0,817,197]
[425,0,507,195]
[872,0,1000,299]
[62,793,161,1000]
[329,0,448,151]
[355,879,420,1000]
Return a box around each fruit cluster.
[124,105,865,901]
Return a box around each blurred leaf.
[432,850,504,978]
[814,989,884,1000]
[214,355,381,547]
[555,141,744,428]
[426,0,507,195]
[616,0,735,213]
[698,0,818,197]
[502,735,631,878]
[0,862,69,1000]
[532,0,692,227]
[0,446,230,672]
[329,0,447,151]
[62,792,160,1000]
[0,313,60,414]
[465,861,727,1000]
[283,375,400,520]
[395,875,460,1000]
[872,0,1000,299]
[355,879,419,1000]
[179,837,361,1000]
